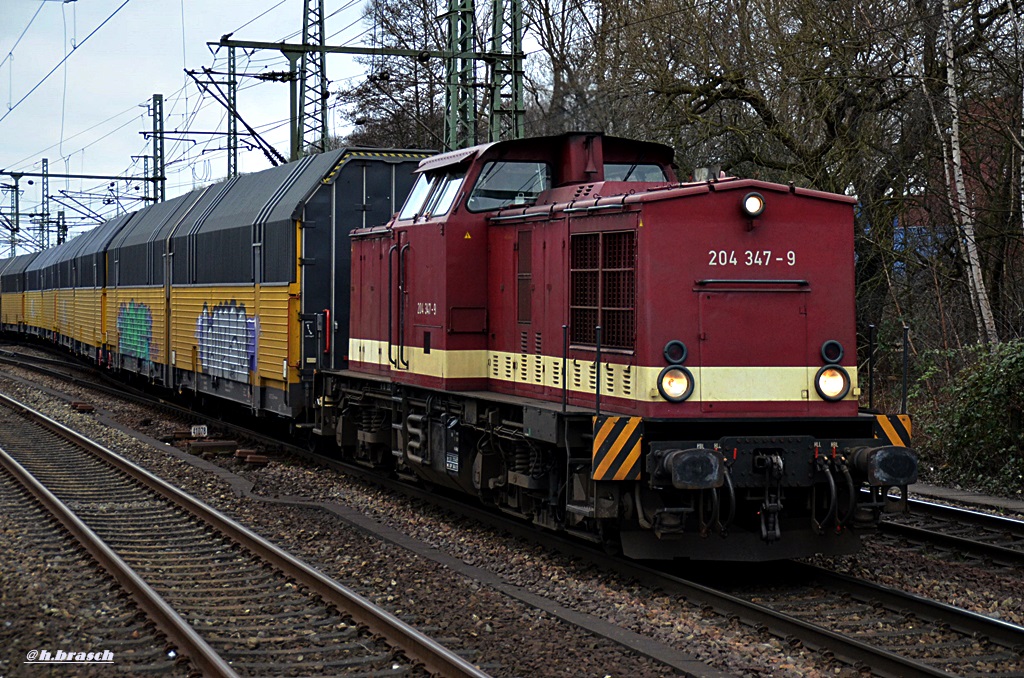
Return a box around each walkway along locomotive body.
[0,133,917,561]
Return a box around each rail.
[0,391,490,678]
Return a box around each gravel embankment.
[5,362,1017,676]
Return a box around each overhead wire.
[9,0,443,229]
[59,1,75,161]
[0,0,134,124]
[0,1,46,72]
[6,101,148,170]
[229,0,290,35]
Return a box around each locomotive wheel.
[306,433,326,454]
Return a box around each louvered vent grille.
[533,332,544,383]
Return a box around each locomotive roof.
[415,132,676,176]
[417,144,495,174]
[678,176,859,204]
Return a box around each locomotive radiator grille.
[601,231,636,349]
[570,232,600,346]
[569,231,635,349]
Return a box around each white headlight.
[658,366,694,402]
[815,365,850,401]
[742,192,765,218]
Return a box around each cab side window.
[423,172,465,217]
[604,163,667,182]
[398,174,436,220]
[397,171,465,221]
[467,161,551,212]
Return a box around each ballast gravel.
[2,363,1018,677]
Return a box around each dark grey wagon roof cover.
[1,251,40,278]
[72,212,134,259]
[0,257,14,277]
[30,213,133,275]
[0,251,40,292]
[180,150,347,236]
[24,237,65,273]
[109,189,207,249]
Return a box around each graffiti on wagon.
[195,300,260,381]
[117,300,155,361]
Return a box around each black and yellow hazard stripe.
[322,151,433,184]
[873,414,912,447]
[592,415,642,481]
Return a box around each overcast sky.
[1,0,372,246]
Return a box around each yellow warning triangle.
[464,231,472,239]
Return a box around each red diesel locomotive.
[320,132,918,560]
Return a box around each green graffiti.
[117,301,155,361]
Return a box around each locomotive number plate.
[708,250,796,267]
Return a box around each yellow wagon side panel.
[24,291,43,330]
[256,284,292,387]
[2,292,25,325]
[73,288,104,349]
[108,287,167,364]
[57,288,74,340]
[41,289,56,332]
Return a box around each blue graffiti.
[194,301,260,381]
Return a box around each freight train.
[0,133,917,560]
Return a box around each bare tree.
[941,0,1001,344]
[333,0,449,149]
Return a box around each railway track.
[0,391,489,678]
[715,561,1024,676]
[0,470,188,676]
[880,498,1024,567]
[374,478,1024,677]
[12,347,1020,574]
